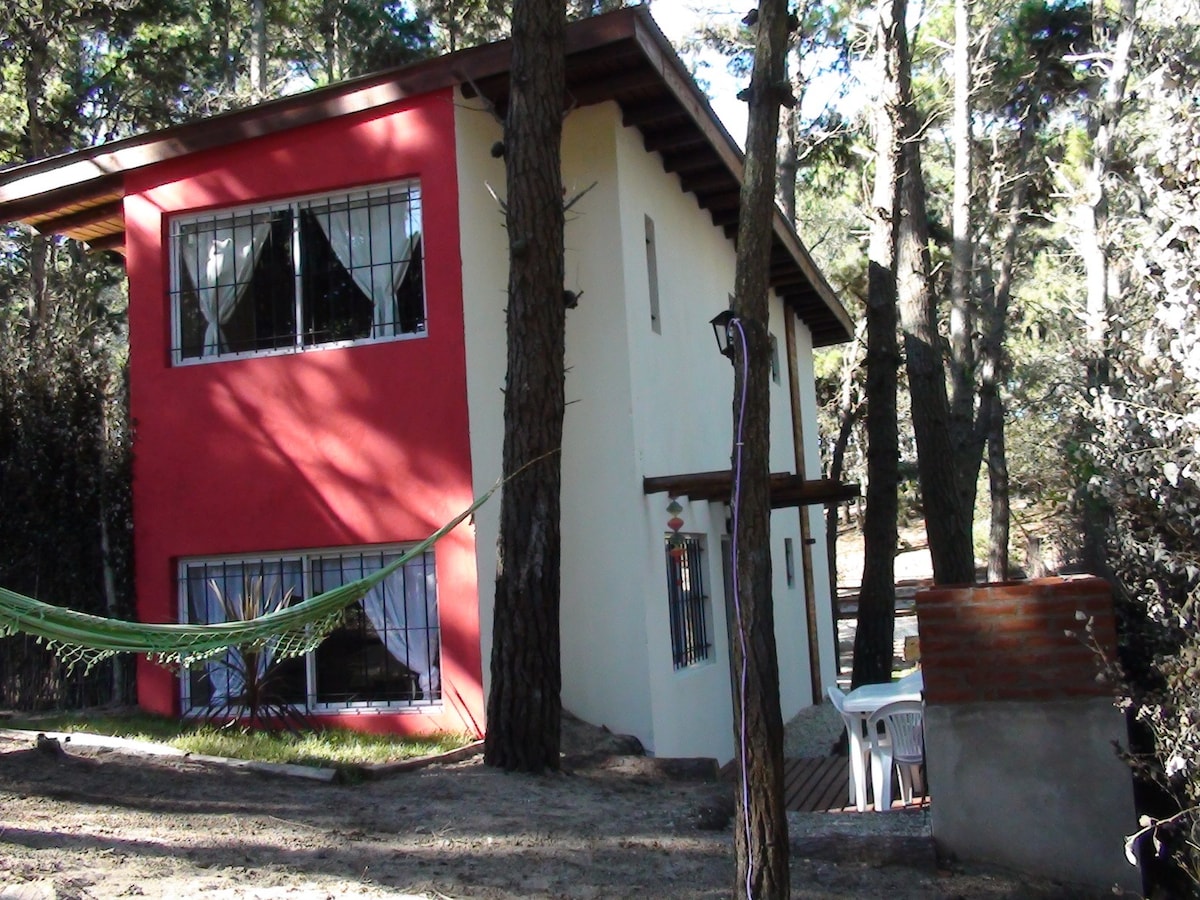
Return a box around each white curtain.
[187,562,299,707]
[181,221,271,356]
[311,199,418,337]
[322,553,439,695]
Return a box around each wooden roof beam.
[84,231,127,253]
[711,207,741,228]
[30,200,123,235]
[643,128,706,154]
[567,68,662,103]
[622,99,688,128]
[643,470,859,507]
[480,68,665,112]
[680,169,734,195]
[660,148,719,175]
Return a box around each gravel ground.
[783,699,844,759]
[0,728,1099,899]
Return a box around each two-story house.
[0,7,853,763]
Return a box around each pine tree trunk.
[852,0,903,689]
[727,2,792,895]
[777,53,800,223]
[214,0,233,91]
[825,399,864,589]
[1078,0,1136,572]
[986,401,1009,581]
[483,0,567,774]
[897,134,975,585]
[977,123,1032,582]
[320,0,340,83]
[824,325,864,614]
[250,0,268,96]
[892,2,975,586]
[948,0,976,514]
[22,21,49,337]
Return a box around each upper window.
[170,181,424,362]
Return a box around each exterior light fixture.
[709,310,736,361]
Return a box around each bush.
[1089,57,1200,890]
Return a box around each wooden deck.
[724,756,931,813]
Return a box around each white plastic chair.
[827,686,873,812]
[866,699,925,811]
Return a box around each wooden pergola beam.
[642,470,859,507]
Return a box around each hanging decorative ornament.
[666,496,686,559]
[666,497,685,534]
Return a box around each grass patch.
[4,710,473,768]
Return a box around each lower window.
[180,546,440,714]
[665,534,712,669]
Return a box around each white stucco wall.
[610,112,830,761]
[454,96,509,714]
[457,94,837,763]
[456,98,655,746]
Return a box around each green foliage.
[0,228,131,710]
[279,0,435,86]
[416,0,510,51]
[1083,15,1200,884]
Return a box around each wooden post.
[784,311,823,705]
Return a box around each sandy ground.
[0,721,1105,900]
[0,530,1103,899]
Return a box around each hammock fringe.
[0,476,504,673]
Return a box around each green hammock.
[0,477,502,673]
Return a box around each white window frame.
[169,179,426,366]
[177,543,441,716]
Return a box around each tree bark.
[851,0,903,688]
[320,0,342,83]
[250,0,268,96]
[777,48,802,223]
[895,19,975,585]
[727,2,792,895]
[1078,0,1136,572]
[21,15,49,338]
[985,395,1009,581]
[976,120,1033,581]
[214,0,234,91]
[897,136,975,585]
[948,0,976,514]
[483,0,567,774]
[825,398,864,592]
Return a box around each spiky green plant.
[196,574,308,734]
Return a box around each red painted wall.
[123,88,484,737]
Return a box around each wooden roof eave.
[0,9,665,225]
[625,17,853,348]
[0,33,525,226]
[643,470,860,509]
[771,210,854,347]
[0,7,855,345]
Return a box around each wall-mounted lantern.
[709,310,736,361]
